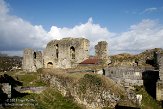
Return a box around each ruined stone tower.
[95,41,110,64]
[22,37,114,71]
[22,48,43,72]
[22,37,89,71]
[43,37,90,68]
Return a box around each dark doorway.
[33,52,36,59]
[142,70,159,98]
[47,62,53,68]
[56,44,59,59]
[70,46,75,59]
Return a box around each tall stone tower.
[22,48,43,72]
[22,48,36,72]
[95,41,110,64]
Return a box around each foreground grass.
[0,70,82,109]
[0,70,46,87]
[9,88,82,109]
[135,86,162,109]
[1,70,162,109]
[35,88,82,109]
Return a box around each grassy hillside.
[0,71,82,109]
[1,70,163,109]
[9,88,83,109]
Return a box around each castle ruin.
[95,41,110,64]
[22,37,109,72]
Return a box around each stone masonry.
[105,66,144,87]
[22,37,95,71]
[1,83,11,98]
[156,51,163,101]
[43,37,90,68]
[95,41,110,64]
[22,48,43,72]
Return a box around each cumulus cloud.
[0,0,9,14]
[0,0,48,51]
[48,17,115,51]
[0,0,163,56]
[0,0,114,55]
[110,19,163,54]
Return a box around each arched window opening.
[33,52,36,59]
[47,62,53,68]
[56,44,59,58]
[70,46,75,59]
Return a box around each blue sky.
[7,0,163,32]
[1,0,163,56]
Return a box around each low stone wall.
[105,66,144,87]
[1,83,11,98]
[14,86,47,94]
[41,70,127,109]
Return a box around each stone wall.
[22,38,89,71]
[105,66,144,87]
[1,83,11,98]
[22,48,43,72]
[158,53,163,80]
[22,38,113,71]
[43,37,90,69]
[22,48,36,72]
[156,81,163,101]
[34,51,43,70]
[156,52,163,101]
[95,41,110,64]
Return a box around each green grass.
[3,70,162,109]
[1,71,46,87]
[10,88,82,109]
[135,86,162,109]
[35,88,82,109]
[1,70,82,109]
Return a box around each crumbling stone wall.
[43,37,90,69]
[156,52,163,101]
[22,48,43,72]
[158,53,163,80]
[95,41,110,64]
[34,51,43,70]
[22,38,90,71]
[1,83,11,98]
[22,48,36,72]
[105,66,144,87]
[22,37,113,71]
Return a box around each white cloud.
[0,0,114,55]
[48,17,115,51]
[0,0,9,15]
[0,0,49,51]
[0,0,163,56]
[142,7,157,14]
[110,19,163,54]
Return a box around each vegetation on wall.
[78,74,103,94]
[110,48,163,66]
[135,86,162,109]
